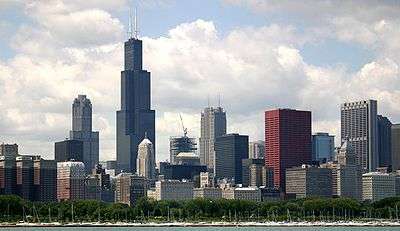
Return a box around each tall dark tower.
[117,12,155,173]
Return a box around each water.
[1,228,399,231]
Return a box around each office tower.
[33,157,57,202]
[16,156,35,201]
[392,124,400,170]
[0,143,18,158]
[57,161,86,201]
[249,140,265,159]
[285,165,332,199]
[0,156,16,195]
[149,180,194,201]
[170,136,197,164]
[116,27,155,173]
[70,95,99,172]
[54,139,84,162]
[85,175,101,200]
[265,109,312,190]
[321,140,362,200]
[250,165,274,187]
[199,106,227,171]
[341,100,378,171]
[214,133,248,184]
[377,115,392,167]
[241,158,264,187]
[105,160,117,170]
[137,135,155,179]
[312,132,334,163]
[362,172,395,202]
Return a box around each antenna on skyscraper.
[127,7,133,39]
[207,95,210,108]
[134,7,139,39]
[218,93,221,108]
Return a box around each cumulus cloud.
[0,0,399,162]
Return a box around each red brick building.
[265,109,312,191]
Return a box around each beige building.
[57,161,86,201]
[137,135,155,179]
[286,165,332,199]
[362,172,395,202]
[321,141,362,200]
[115,173,147,206]
[193,187,222,199]
[200,172,214,188]
[222,187,261,201]
[149,180,193,201]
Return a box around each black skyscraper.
[54,139,84,162]
[116,34,156,173]
[214,133,249,184]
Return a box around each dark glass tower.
[116,37,155,173]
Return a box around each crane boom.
[179,113,188,137]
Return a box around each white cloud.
[1,1,399,162]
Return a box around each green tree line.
[1,195,400,223]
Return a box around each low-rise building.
[362,172,395,202]
[222,187,261,201]
[193,187,222,199]
[151,180,193,201]
[286,165,332,198]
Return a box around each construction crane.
[179,113,188,137]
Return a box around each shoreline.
[1,221,400,228]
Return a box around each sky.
[0,0,399,162]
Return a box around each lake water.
[1,228,399,231]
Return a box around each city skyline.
[0,1,400,162]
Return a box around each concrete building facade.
[341,100,378,171]
[151,180,194,201]
[193,187,222,199]
[222,187,261,202]
[137,135,155,179]
[286,165,332,199]
[199,106,226,171]
[249,140,265,159]
[362,172,395,202]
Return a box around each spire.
[144,131,148,139]
[127,7,133,39]
[133,7,139,39]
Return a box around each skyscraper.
[312,132,334,163]
[57,161,86,201]
[70,95,99,172]
[116,23,155,173]
[265,109,312,190]
[54,139,83,163]
[0,143,18,158]
[377,115,392,168]
[341,100,378,171]
[137,134,155,179]
[392,124,400,170]
[214,133,248,184]
[199,106,226,171]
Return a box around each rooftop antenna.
[207,95,210,108]
[127,7,133,39]
[134,7,139,39]
[218,93,221,108]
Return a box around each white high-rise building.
[148,180,193,201]
[341,100,378,171]
[57,161,86,201]
[199,106,226,171]
[136,134,155,179]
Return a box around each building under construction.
[169,136,197,164]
